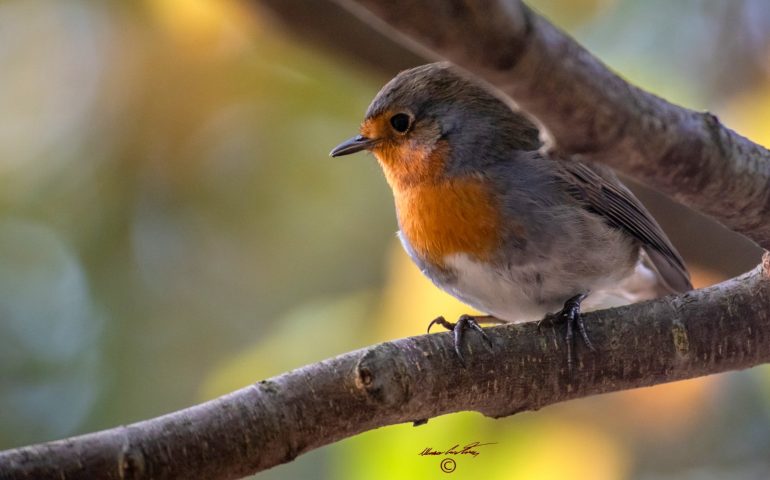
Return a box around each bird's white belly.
[442,252,656,323]
[443,253,551,322]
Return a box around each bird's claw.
[543,293,595,372]
[427,314,494,366]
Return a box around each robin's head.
[330,62,540,188]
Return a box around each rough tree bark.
[2,1,770,479]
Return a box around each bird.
[330,62,692,367]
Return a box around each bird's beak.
[329,135,378,157]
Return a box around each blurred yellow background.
[1,0,770,479]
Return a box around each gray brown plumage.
[332,62,691,328]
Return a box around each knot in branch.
[355,344,413,406]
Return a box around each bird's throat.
[373,139,449,190]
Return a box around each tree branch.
[1,255,769,479]
[335,0,770,249]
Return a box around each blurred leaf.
[0,219,102,447]
[143,0,254,54]
[200,291,378,399]
[504,418,629,480]
[723,82,770,148]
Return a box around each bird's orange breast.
[369,134,502,267]
[393,179,501,267]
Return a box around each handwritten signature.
[418,441,496,458]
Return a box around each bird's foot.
[427,314,501,366]
[539,293,595,371]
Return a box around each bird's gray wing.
[558,160,692,294]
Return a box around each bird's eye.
[389,113,411,133]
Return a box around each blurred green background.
[1,0,770,479]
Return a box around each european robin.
[331,63,692,366]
